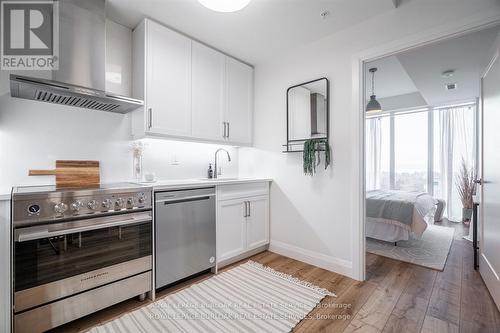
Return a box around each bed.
[366,190,436,242]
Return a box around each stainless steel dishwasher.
[155,187,216,289]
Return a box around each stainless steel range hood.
[9,0,143,114]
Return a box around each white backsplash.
[140,138,238,181]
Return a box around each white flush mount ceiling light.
[441,70,455,78]
[198,0,252,12]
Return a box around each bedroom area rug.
[366,224,455,271]
[87,261,336,333]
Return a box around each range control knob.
[70,201,83,212]
[102,199,112,210]
[127,197,134,206]
[87,200,98,210]
[27,204,41,215]
[54,203,68,214]
[138,195,145,204]
[115,198,124,209]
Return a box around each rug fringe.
[245,260,337,297]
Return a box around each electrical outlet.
[171,154,180,165]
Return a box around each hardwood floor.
[54,221,500,333]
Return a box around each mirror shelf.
[282,141,327,153]
[284,77,330,153]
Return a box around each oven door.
[13,211,152,312]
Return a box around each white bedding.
[366,191,436,242]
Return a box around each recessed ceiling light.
[320,10,331,19]
[445,83,457,91]
[198,0,252,12]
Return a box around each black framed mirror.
[284,77,329,152]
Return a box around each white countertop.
[0,178,272,200]
[0,189,10,201]
[138,177,272,191]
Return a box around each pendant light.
[366,67,382,113]
[198,0,252,12]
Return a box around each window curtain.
[437,105,476,221]
[366,118,381,191]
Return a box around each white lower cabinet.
[217,183,270,264]
[245,196,270,250]
[217,199,247,262]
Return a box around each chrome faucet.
[213,148,231,179]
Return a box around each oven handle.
[14,213,152,242]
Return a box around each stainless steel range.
[11,183,153,333]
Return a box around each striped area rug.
[88,260,335,333]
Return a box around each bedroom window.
[433,104,477,220]
[394,111,428,192]
[366,102,477,221]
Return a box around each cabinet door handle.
[227,122,230,139]
[248,201,250,217]
[243,201,248,217]
[148,108,153,128]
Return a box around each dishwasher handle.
[156,193,215,204]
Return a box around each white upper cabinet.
[132,19,253,145]
[225,58,253,145]
[192,41,225,141]
[146,20,192,136]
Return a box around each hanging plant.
[303,139,331,176]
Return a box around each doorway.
[358,24,500,322]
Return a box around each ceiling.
[365,56,417,99]
[366,25,500,108]
[106,0,397,65]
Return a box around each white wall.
[239,0,500,278]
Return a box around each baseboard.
[269,240,353,278]
[217,245,269,270]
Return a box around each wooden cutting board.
[29,160,100,188]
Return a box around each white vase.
[133,154,143,182]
